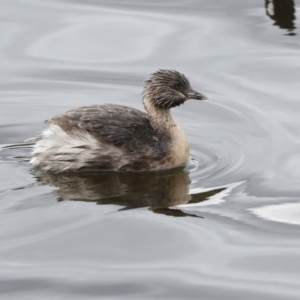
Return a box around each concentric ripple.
[1,0,300,299]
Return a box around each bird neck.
[143,96,177,134]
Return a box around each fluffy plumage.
[30,69,207,172]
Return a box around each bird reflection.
[34,167,224,217]
[265,0,296,35]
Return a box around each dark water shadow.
[33,168,225,218]
[265,0,296,36]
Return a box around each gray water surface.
[1,0,300,299]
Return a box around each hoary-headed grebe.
[30,70,207,172]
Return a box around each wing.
[47,104,163,153]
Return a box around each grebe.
[30,70,207,172]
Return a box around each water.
[1,0,300,299]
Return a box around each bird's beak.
[187,90,208,100]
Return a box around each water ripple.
[1,0,300,299]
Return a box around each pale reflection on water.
[1,0,300,299]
